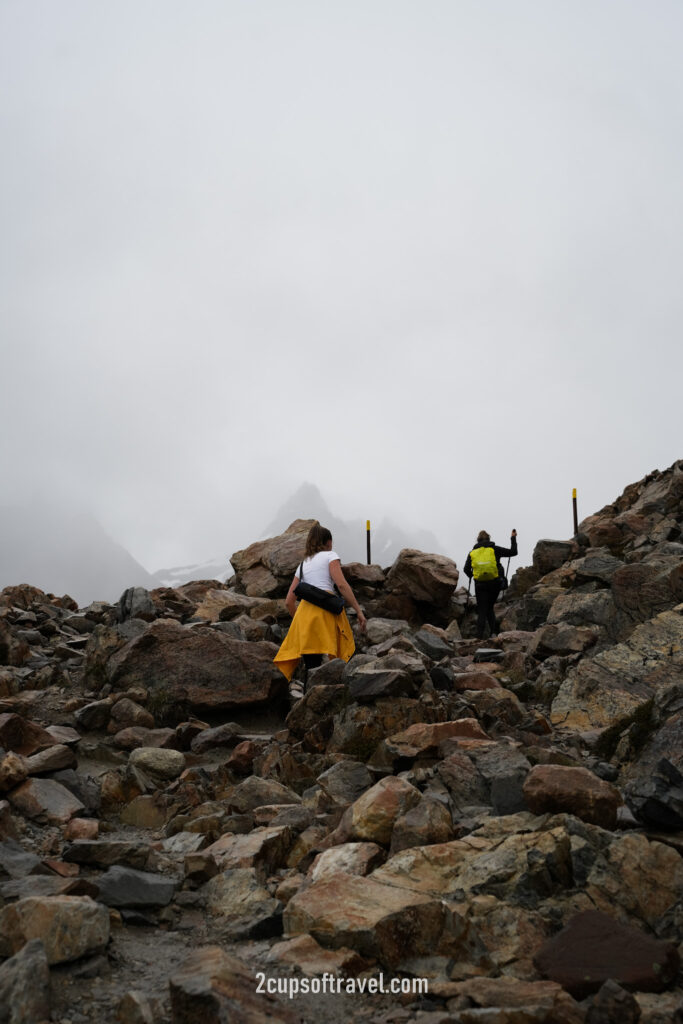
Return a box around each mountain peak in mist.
[264,482,330,537]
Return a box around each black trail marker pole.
[366,520,371,566]
[572,488,579,536]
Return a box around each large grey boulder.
[385,548,459,608]
[230,519,314,597]
[0,895,110,964]
[106,619,286,719]
[0,939,50,1024]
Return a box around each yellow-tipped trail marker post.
[366,520,371,566]
[572,488,579,536]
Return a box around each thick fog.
[1,1,682,597]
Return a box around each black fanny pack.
[294,561,344,615]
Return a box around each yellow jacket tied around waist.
[273,600,355,681]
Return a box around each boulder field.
[0,460,681,1023]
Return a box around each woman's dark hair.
[477,530,491,543]
[305,522,332,558]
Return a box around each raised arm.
[328,559,367,632]
[495,530,518,559]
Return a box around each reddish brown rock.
[0,713,58,756]
[523,765,622,829]
[0,895,110,964]
[225,740,258,775]
[169,945,299,1024]
[534,910,679,999]
[112,726,176,751]
[341,776,422,846]
[109,698,155,731]
[107,619,286,716]
[0,618,30,667]
[118,794,170,829]
[385,719,488,759]
[63,815,99,839]
[203,826,293,880]
[230,520,313,597]
[116,990,158,1024]
[0,799,19,840]
[226,776,301,813]
[23,743,77,774]
[0,752,28,793]
[385,548,459,607]
[8,777,85,824]
[284,872,482,969]
[453,671,501,692]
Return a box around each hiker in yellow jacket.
[274,522,367,684]
[464,529,517,639]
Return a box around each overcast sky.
[1,0,682,577]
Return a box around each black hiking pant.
[474,579,502,638]
[302,654,323,670]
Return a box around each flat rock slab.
[533,909,680,998]
[0,875,98,902]
[283,872,478,969]
[8,777,85,824]
[95,865,176,907]
[190,722,243,753]
[23,743,77,774]
[45,724,81,746]
[63,839,150,870]
[169,945,300,1024]
[447,976,583,1024]
[0,713,58,755]
[0,895,110,964]
[348,668,417,702]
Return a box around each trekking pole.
[466,575,472,610]
[572,489,579,536]
[366,520,371,565]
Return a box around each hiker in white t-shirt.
[274,522,366,683]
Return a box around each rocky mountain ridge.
[0,459,681,1023]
